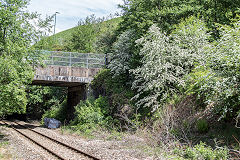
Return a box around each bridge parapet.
[41,51,106,68]
[32,51,105,87]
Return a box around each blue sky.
[27,0,123,33]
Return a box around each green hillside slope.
[36,17,122,53]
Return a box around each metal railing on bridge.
[40,51,106,69]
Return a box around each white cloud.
[27,0,123,33]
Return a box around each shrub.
[27,86,67,119]
[0,57,34,116]
[91,69,113,97]
[132,17,209,112]
[41,99,68,124]
[174,142,229,160]
[94,18,120,54]
[186,20,240,121]
[196,119,209,133]
[91,69,135,119]
[108,29,136,77]
[71,96,115,132]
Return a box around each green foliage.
[196,119,209,133]
[27,86,67,119]
[187,20,240,120]
[70,15,100,53]
[36,16,121,52]
[91,69,133,97]
[41,99,68,123]
[91,69,114,96]
[119,0,240,38]
[0,56,33,116]
[0,0,52,116]
[94,96,111,115]
[132,17,209,111]
[108,29,136,78]
[35,36,56,51]
[70,96,114,132]
[119,0,198,35]
[91,69,134,114]
[108,0,240,95]
[91,69,141,130]
[70,15,121,53]
[94,20,119,54]
[174,142,229,160]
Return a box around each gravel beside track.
[13,121,99,160]
[0,121,52,160]
[32,126,140,159]
[19,121,141,159]
[1,121,96,160]
[1,120,154,159]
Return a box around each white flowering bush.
[108,30,135,77]
[132,17,210,111]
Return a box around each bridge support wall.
[32,65,101,121]
[67,85,87,120]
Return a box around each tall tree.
[118,0,240,37]
[70,15,102,53]
[0,0,51,116]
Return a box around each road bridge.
[32,51,106,119]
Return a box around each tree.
[132,17,210,111]
[69,14,121,53]
[0,0,51,116]
[118,0,240,39]
[70,15,102,53]
[187,19,240,120]
[94,18,121,54]
[118,0,200,37]
[108,30,135,78]
[26,86,67,119]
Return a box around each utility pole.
[54,12,60,35]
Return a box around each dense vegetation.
[1,0,240,159]
[0,0,53,117]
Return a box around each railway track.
[0,121,100,160]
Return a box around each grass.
[190,122,240,149]
[56,121,237,159]
[53,17,121,40]
[105,130,123,141]
[36,17,122,52]
[0,132,11,160]
[47,94,240,159]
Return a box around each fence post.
[86,53,89,69]
[70,52,72,67]
[51,51,54,65]
[105,53,108,66]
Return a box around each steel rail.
[13,121,100,160]
[1,121,66,160]
[1,121,100,160]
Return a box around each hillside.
[36,17,122,53]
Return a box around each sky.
[27,0,123,33]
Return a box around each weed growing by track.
[0,132,12,159]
